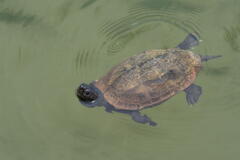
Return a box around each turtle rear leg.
[184,83,202,105]
[131,111,157,126]
[177,33,199,50]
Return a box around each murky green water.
[1,0,240,159]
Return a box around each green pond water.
[0,0,240,159]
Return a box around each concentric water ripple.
[99,4,202,55]
[75,49,94,72]
[224,26,240,52]
[74,49,100,82]
[106,24,159,55]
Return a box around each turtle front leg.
[131,111,157,126]
[103,103,114,113]
[105,107,113,113]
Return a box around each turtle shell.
[93,48,202,110]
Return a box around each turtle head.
[76,83,99,107]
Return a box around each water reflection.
[56,0,98,23]
[0,8,36,26]
[80,0,97,9]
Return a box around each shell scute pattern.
[94,48,201,110]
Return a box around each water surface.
[0,0,239,160]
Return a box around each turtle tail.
[200,55,222,62]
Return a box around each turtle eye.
[84,90,90,96]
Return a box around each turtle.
[76,33,221,126]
